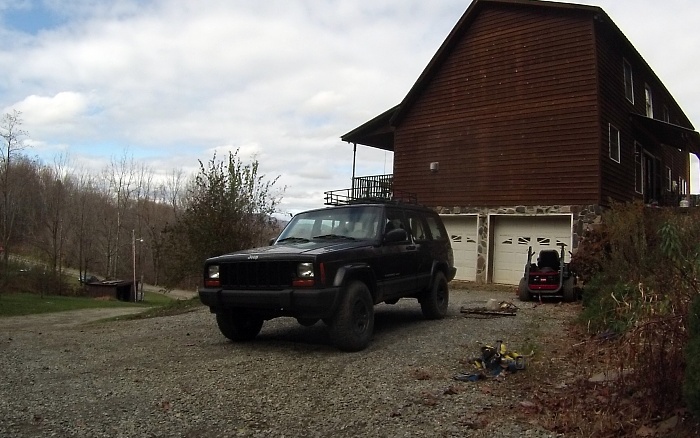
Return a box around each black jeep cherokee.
[199,202,456,351]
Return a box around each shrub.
[579,275,643,334]
[685,295,700,416]
[576,203,700,420]
[1,259,78,296]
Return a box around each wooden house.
[340,0,700,284]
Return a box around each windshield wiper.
[276,237,311,244]
[312,234,357,241]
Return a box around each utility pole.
[132,229,144,301]
[132,229,136,302]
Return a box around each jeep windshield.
[276,205,382,243]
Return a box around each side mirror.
[384,228,408,243]
[269,238,276,246]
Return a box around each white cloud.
[12,91,89,124]
[0,0,699,212]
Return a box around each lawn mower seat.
[537,250,560,272]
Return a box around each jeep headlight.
[297,262,314,278]
[204,264,221,288]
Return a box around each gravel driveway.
[0,288,570,437]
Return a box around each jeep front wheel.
[216,312,263,342]
[421,271,449,319]
[329,281,374,352]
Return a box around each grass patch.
[122,296,203,320]
[0,290,179,317]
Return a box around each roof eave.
[630,113,700,157]
[341,105,399,151]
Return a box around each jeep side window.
[405,211,428,241]
[425,216,446,240]
[384,208,409,239]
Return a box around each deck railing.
[324,174,418,206]
[351,174,393,200]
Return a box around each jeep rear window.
[277,206,382,242]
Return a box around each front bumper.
[198,286,341,319]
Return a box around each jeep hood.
[206,239,373,262]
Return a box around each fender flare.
[332,263,376,290]
[429,261,450,285]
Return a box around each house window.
[645,84,654,118]
[635,142,643,194]
[623,59,634,103]
[680,177,688,196]
[609,124,620,163]
[662,105,670,123]
[665,166,672,192]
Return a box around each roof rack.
[324,187,419,206]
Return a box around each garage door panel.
[441,216,477,281]
[491,216,571,285]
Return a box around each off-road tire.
[420,271,449,319]
[518,278,531,302]
[216,312,264,342]
[562,277,576,302]
[329,281,374,352]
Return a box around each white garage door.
[441,215,478,281]
[491,216,572,285]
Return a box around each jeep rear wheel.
[216,312,263,342]
[421,271,449,319]
[329,281,374,352]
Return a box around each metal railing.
[324,174,418,206]
[351,174,393,200]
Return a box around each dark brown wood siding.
[595,19,631,205]
[392,5,600,208]
[595,19,691,206]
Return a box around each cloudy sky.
[1,0,698,214]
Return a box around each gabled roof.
[341,0,699,154]
[343,0,601,148]
[390,0,601,126]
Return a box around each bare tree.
[32,155,74,292]
[102,152,137,278]
[137,168,185,286]
[66,169,101,282]
[162,168,185,216]
[0,110,29,281]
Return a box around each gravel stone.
[0,288,566,437]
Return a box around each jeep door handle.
[406,245,417,251]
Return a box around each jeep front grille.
[219,261,297,289]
